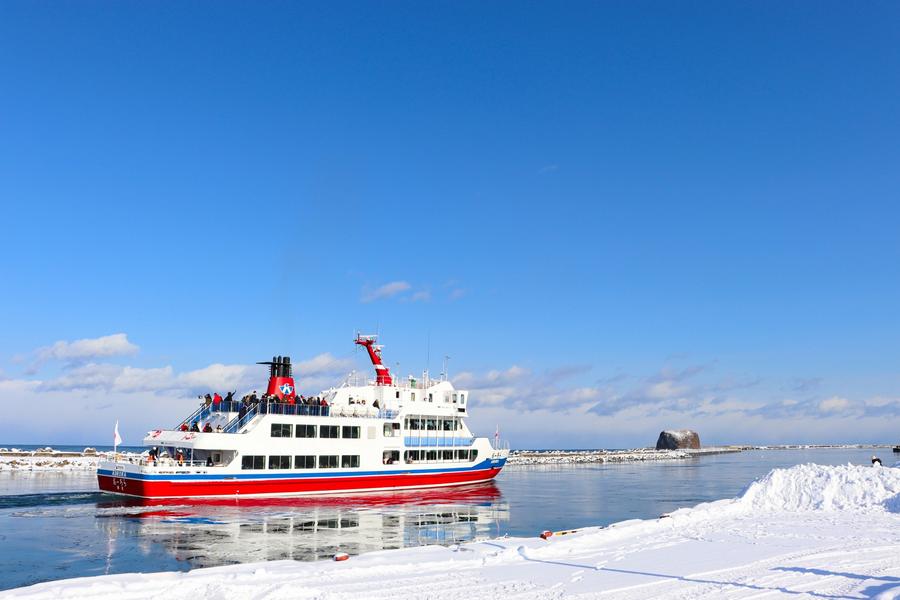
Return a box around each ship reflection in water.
[96,482,508,566]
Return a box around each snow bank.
[4,464,900,599]
[0,451,142,472]
[739,463,900,512]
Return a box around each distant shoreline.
[0,443,891,471]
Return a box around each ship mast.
[355,334,393,385]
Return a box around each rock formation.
[656,429,701,450]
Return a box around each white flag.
[114,420,122,447]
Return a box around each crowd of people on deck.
[178,390,332,433]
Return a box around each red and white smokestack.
[257,356,297,402]
[355,335,393,386]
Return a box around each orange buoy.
[540,530,553,539]
[333,552,350,561]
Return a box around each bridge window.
[455,450,467,460]
[383,450,399,464]
[296,424,316,438]
[341,426,360,439]
[341,455,360,468]
[459,394,466,404]
[320,425,339,439]
[241,455,264,470]
[268,455,291,469]
[452,393,457,403]
[470,450,478,462]
[426,419,437,430]
[294,455,315,469]
[319,455,338,468]
[442,419,454,431]
[441,450,454,460]
[271,424,292,438]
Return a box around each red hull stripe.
[99,466,502,498]
[97,458,505,482]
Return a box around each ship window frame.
[441,450,454,460]
[470,449,478,462]
[319,454,339,469]
[268,455,291,469]
[270,423,293,438]
[296,424,316,438]
[241,455,265,470]
[320,425,339,439]
[341,425,360,439]
[294,455,315,469]
[341,455,360,468]
[383,450,400,464]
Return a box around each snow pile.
[739,463,900,513]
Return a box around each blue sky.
[1,2,899,447]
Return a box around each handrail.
[175,404,211,430]
[179,400,401,436]
[403,436,475,447]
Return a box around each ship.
[97,335,509,498]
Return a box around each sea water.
[0,446,888,591]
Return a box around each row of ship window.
[271,424,359,438]
[404,417,462,431]
[242,454,360,470]
[270,422,467,438]
[395,391,467,404]
[240,449,480,470]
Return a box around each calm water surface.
[0,447,888,590]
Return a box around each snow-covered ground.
[507,447,744,465]
[0,449,143,471]
[4,463,900,599]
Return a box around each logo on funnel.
[280,383,294,395]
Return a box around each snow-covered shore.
[4,463,900,599]
[506,446,742,465]
[0,449,141,471]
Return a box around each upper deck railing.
[176,400,401,434]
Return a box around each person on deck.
[204,393,213,407]
[373,399,380,409]
[212,392,222,406]
[203,422,213,433]
[190,421,200,432]
[216,424,223,433]
[180,422,189,431]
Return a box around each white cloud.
[410,290,432,302]
[361,281,412,303]
[36,333,138,364]
[294,353,354,377]
[818,396,851,413]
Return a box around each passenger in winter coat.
[203,423,213,433]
